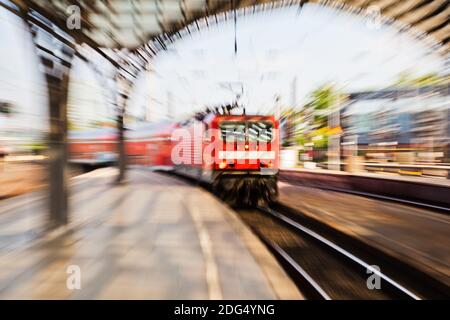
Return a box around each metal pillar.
[22,9,75,226]
[46,72,71,225]
[116,104,126,184]
[115,75,131,184]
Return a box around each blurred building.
[342,84,450,164]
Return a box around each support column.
[116,74,131,184]
[46,72,71,226]
[24,12,74,226]
[116,102,126,184]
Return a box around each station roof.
[9,0,450,53]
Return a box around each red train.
[68,128,117,165]
[69,114,279,206]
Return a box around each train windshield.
[247,121,273,142]
[219,121,273,142]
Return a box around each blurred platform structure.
[4,1,449,53]
[0,169,301,299]
[1,0,449,226]
[278,178,450,289]
[280,168,450,209]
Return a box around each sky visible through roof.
[130,4,445,120]
[0,3,446,132]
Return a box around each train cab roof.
[205,114,278,128]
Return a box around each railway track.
[238,205,449,300]
[162,170,449,299]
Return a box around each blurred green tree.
[281,84,343,150]
[394,72,449,87]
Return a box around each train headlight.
[219,161,227,169]
[260,160,273,168]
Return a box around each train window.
[219,121,274,142]
[247,121,273,142]
[219,122,246,142]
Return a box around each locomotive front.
[209,115,279,207]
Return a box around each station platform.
[281,167,450,187]
[0,168,301,299]
[278,181,450,288]
[280,167,450,210]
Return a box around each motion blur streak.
[0,1,449,300]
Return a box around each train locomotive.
[172,113,279,206]
[69,112,279,207]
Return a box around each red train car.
[68,128,117,166]
[69,114,279,206]
[172,114,279,206]
[125,122,177,169]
